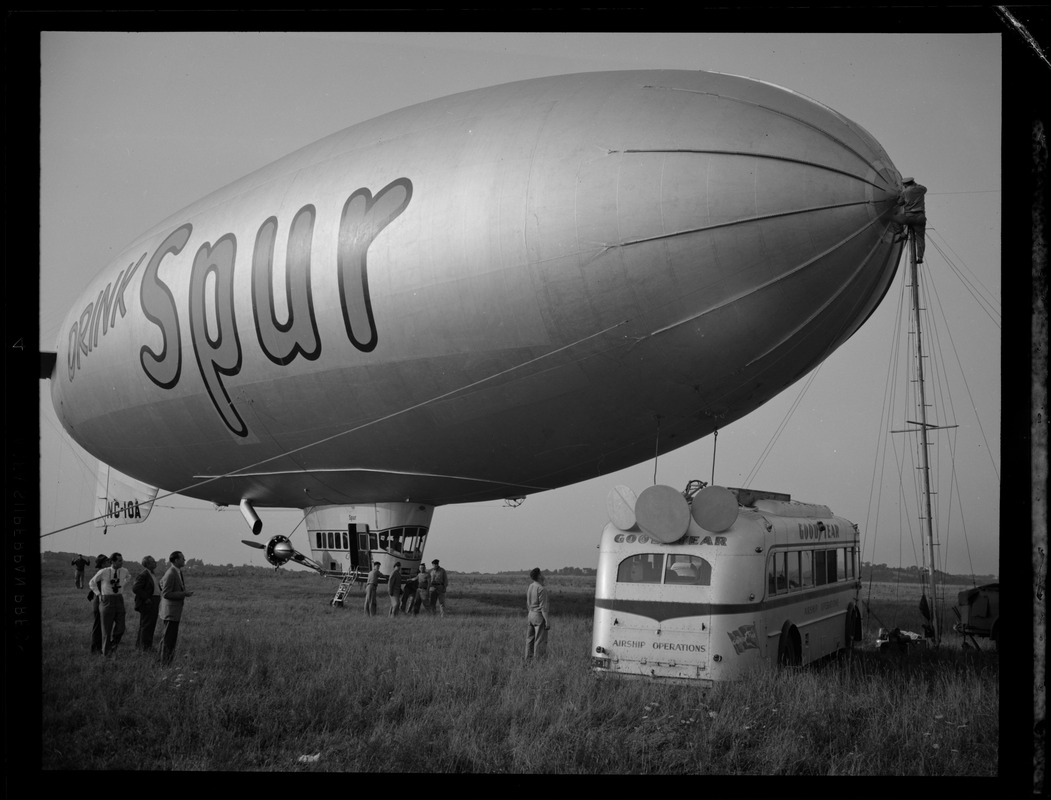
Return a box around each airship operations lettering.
[69,177,413,438]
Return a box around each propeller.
[240,534,327,574]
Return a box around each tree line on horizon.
[45,552,994,585]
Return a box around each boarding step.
[331,568,360,606]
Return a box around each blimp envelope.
[51,70,904,513]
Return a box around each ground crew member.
[525,567,551,659]
[71,555,90,589]
[388,562,403,616]
[892,177,927,263]
[428,559,448,617]
[412,564,430,615]
[364,561,380,616]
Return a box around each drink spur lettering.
[67,178,413,439]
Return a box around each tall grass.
[40,561,997,773]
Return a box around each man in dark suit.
[133,555,161,651]
[159,551,194,666]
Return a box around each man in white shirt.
[89,552,131,656]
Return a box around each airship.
[44,70,904,580]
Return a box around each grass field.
[39,559,998,773]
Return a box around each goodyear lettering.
[613,533,728,546]
[798,521,840,540]
[65,177,414,438]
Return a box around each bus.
[592,484,863,683]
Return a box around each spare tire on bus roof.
[606,485,638,531]
[691,485,739,532]
[635,484,690,543]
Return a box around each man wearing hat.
[428,559,448,617]
[893,177,927,263]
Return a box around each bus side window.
[815,550,827,586]
[801,550,813,587]
[776,552,788,592]
[768,555,778,594]
[788,551,800,589]
[828,549,839,582]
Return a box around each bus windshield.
[617,554,711,586]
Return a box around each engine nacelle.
[264,535,300,567]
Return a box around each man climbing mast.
[893,177,928,263]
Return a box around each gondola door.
[349,523,371,572]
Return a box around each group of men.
[363,557,448,617]
[78,551,551,662]
[80,550,193,665]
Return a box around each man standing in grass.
[133,555,161,651]
[90,552,131,657]
[88,554,110,654]
[159,551,194,666]
[428,559,448,617]
[71,555,90,589]
[364,561,380,616]
[388,562,403,617]
[525,567,550,660]
[412,564,430,615]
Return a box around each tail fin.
[94,462,159,528]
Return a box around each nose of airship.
[520,70,904,427]
[555,71,904,367]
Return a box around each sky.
[35,30,1005,578]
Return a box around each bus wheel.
[778,625,800,667]
[844,604,861,651]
